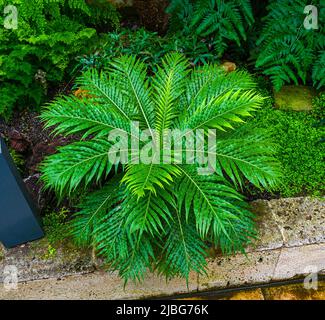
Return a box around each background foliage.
[74,27,218,75]
[0,0,119,119]
[255,0,325,91]
[166,0,254,58]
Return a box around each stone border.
[0,197,324,299]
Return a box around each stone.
[247,199,284,252]
[198,250,281,291]
[0,270,198,300]
[268,197,325,247]
[1,196,324,299]
[273,85,316,111]
[272,243,325,281]
[221,61,237,73]
[0,240,95,283]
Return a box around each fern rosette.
[40,53,281,283]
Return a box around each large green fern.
[40,53,281,283]
[255,0,325,91]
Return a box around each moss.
[0,247,4,261]
[251,99,325,197]
[273,85,317,111]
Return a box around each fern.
[41,53,281,283]
[0,0,119,119]
[255,0,325,91]
[166,0,254,57]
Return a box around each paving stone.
[198,250,281,291]
[1,196,325,299]
[0,270,198,300]
[273,243,325,281]
[247,200,284,252]
[0,240,94,283]
[268,197,325,247]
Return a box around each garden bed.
[0,1,324,299]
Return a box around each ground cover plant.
[252,94,325,197]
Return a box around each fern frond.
[122,164,181,197]
[70,175,123,245]
[185,89,264,131]
[109,55,155,130]
[41,95,131,139]
[75,69,135,121]
[158,210,208,281]
[40,139,117,196]
[255,0,324,90]
[213,128,282,189]
[152,53,189,139]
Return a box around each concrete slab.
[198,249,281,291]
[248,199,284,252]
[0,270,198,300]
[0,196,324,299]
[0,240,94,283]
[272,243,325,281]
[268,197,325,247]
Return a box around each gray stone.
[0,196,325,299]
[272,243,325,281]
[268,197,325,247]
[0,270,198,300]
[198,250,281,291]
[247,199,284,252]
[0,240,95,283]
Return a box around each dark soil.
[0,110,75,212]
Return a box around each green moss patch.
[273,85,317,111]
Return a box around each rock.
[273,85,317,111]
[0,240,95,284]
[221,61,237,73]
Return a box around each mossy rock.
[273,85,317,111]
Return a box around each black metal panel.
[0,137,44,248]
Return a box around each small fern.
[166,0,254,57]
[255,0,325,91]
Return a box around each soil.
[0,110,75,212]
